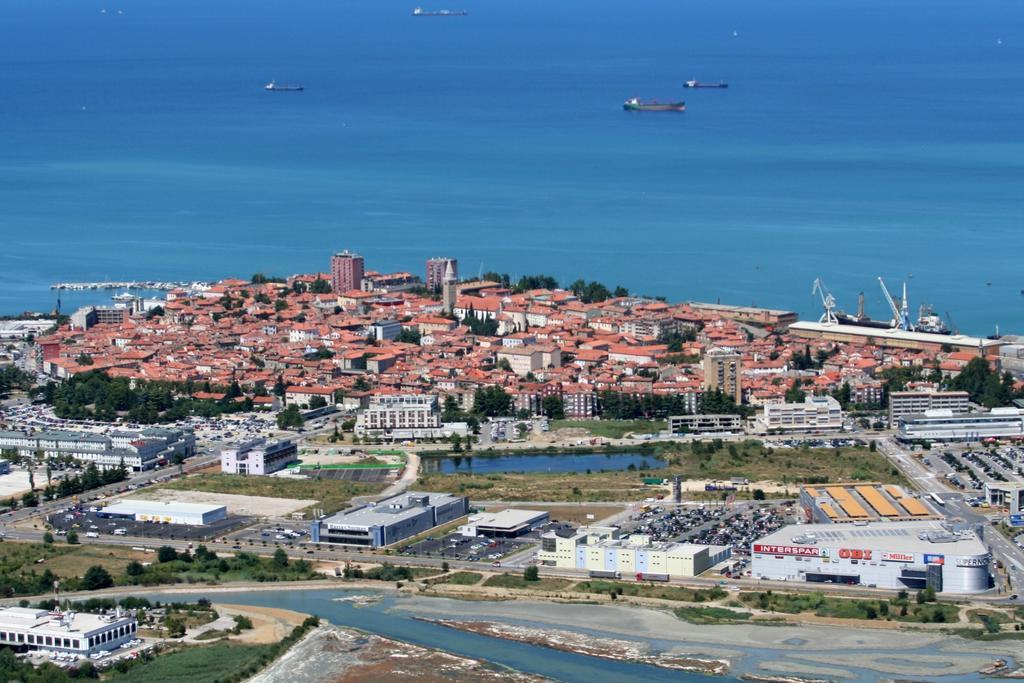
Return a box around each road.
[877,437,1024,602]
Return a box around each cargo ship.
[623,97,685,112]
[684,79,728,89]
[412,7,468,15]
[265,81,304,92]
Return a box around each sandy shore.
[392,595,1020,680]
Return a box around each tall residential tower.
[703,347,743,404]
[330,250,365,293]
[426,257,458,292]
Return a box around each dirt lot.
[131,488,316,518]
[0,470,32,499]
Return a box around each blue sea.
[1,0,1022,333]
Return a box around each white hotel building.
[355,394,444,439]
[0,607,137,656]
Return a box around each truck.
[635,572,670,582]
[588,570,621,580]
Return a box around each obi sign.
[837,548,872,560]
[753,544,820,557]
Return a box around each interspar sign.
[753,544,820,557]
[881,552,915,563]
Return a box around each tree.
[397,328,421,345]
[308,395,328,410]
[441,561,450,573]
[472,386,513,417]
[523,565,540,582]
[42,531,54,545]
[542,395,565,420]
[784,380,806,404]
[157,546,178,563]
[81,565,114,591]
[752,489,766,501]
[272,548,289,568]
[309,278,331,294]
[76,353,94,366]
[277,404,304,430]
[21,491,38,508]
[126,560,145,576]
[66,530,79,545]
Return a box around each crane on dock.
[812,277,839,325]
[878,277,910,331]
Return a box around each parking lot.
[46,506,250,542]
[919,445,1024,496]
[621,502,793,559]
[400,531,535,563]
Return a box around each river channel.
[151,587,1015,682]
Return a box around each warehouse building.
[99,499,227,526]
[220,438,298,475]
[538,526,731,578]
[0,607,136,656]
[787,321,1003,354]
[897,407,1024,442]
[458,509,549,538]
[751,521,991,593]
[800,483,941,524]
[668,414,742,435]
[312,491,468,547]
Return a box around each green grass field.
[482,574,573,591]
[106,643,276,683]
[574,580,728,603]
[674,606,752,624]
[428,571,483,585]
[739,590,960,623]
[157,472,385,514]
[551,420,666,439]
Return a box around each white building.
[888,391,970,426]
[0,607,136,656]
[458,509,549,538]
[751,521,991,594]
[538,526,730,579]
[220,439,298,475]
[0,428,194,471]
[99,499,227,526]
[897,407,1024,442]
[757,395,843,432]
[355,394,442,438]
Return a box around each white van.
[113,528,127,536]
[85,531,99,538]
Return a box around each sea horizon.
[1,0,1022,335]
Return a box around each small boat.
[684,79,728,89]
[265,81,304,92]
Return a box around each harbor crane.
[878,277,910,331]
[812,277,839,325]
